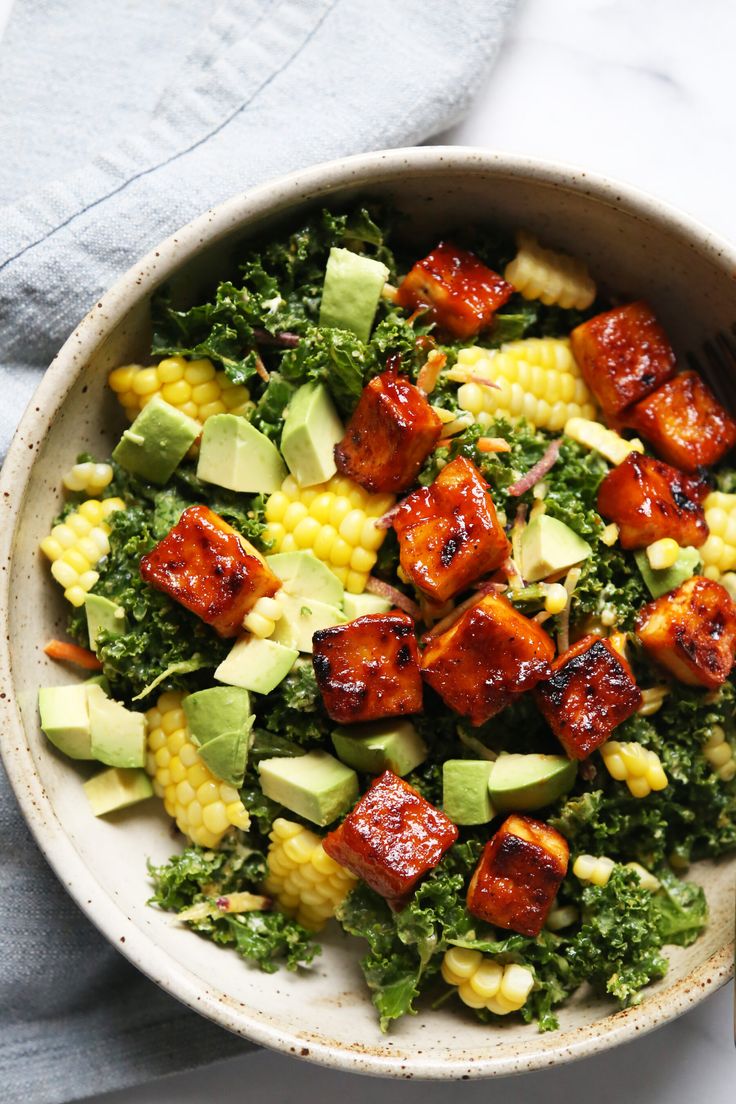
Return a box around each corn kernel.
[264,818,356,930]
[564,417,643,466]
[443,949,534,1015]
[544,582,568,615]
[41,497,124,606]
[646,538,680,571]
[601,740,668,797]
[573,854,615,886]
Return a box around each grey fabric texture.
[0,1,516,1101]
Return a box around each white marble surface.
[1,0,734,1100]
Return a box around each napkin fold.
[0,1,516,1101]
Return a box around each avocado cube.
[319,247,389,343]
[38,684,93,760]
[197,413,287,494]
[84,594,127,652]
[332,720,427,777]
[197,729,250,788]
[183,686,252,746]
[112,395,200,484]
[488,753,577,812]
[87,683,146,769]
[280,382,344,488]
[266,551,344,608]
[442,760,495,825]
[258,750,359,827]
[83,767,153,817]
[215,635,298,695]
[519,515,592,583]
[342,591,391,619]
[271,592,345,654]
[634,545,700,598]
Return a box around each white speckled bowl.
[1,148,734,1079]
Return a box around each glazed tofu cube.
[312,611,422,723]
[392,457,510,602]
[596,452,708,550]
[570,302,675,419]
[396,241,513,340]
[535,634,642,759]
[466,815,569,937]
[140,504,280,637]
[626,371,736,472]
[635,575,736,688]
[323,770,459,900]
[334,370,442,493]
[421,593,554,726]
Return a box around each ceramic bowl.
[1,147,734,1080]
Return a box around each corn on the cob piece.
[453,340,597,433]
[441,947,534,1015]
[702,723,736,782]
[264,817,357,931]
[504,231,596,311]
[108,356,252,424]
[264,474,394,594]
[145,691,250,848]
[600,740,668,797]
[564,417,644,466]
[699,491,736,580]
[241,594,285,638]
[573,854,660,891]
[638,685,669,717]
[40,497,125,606]
[62,461,114,495]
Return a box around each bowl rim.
[1,145,734,1079]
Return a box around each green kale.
[152,281,260,384]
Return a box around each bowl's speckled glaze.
[0,148,734,1079]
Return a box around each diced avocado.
[183,686,252,746]
[267,551,344,608]
[280,382,344,488]
[519,515,592,583]
[215,635,298,695]
[442,760,495,825]
[332,720,428,777]
[84,594,127,652]
[343,592,391,619]
[319,247,390,343]
[38,684,93,760]
[258,750,359,826]
[635,546,700,598]
[87,683,146,769]
[197,729,251,787]
[271,592,345,653]
[197,413,286,494]
[112,394,199,484]
[83,767,153,817]
[488,753,577,812]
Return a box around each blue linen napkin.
[0,2,516,1101]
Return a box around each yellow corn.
[264,473,394,594]
[601,523,619,546]
[646,538,680,571]
[241,594,285,638]
[544,582,568,615]
[441,947,534,1015]
[699,491,736,579]
[504,231,596,311]
[453,340,597,433]
[545,902,579,931]
[702,723,736,782]
[108,356,252,425]
[264,817,357,931]
[638,686,669,717]
[40,497,125,606]
[573,854,616,886]
[600,740,668,797]
[145,691,250,848]
[564,417,644,466]
[62,461,114,495]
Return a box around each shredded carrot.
[44,639,102,671]
[477,436,511,454]
[253,352,270,383]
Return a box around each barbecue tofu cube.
[140,504,280,637]
[323,770,458,900]
[396,241,514,340]
[466,815,569,936]
[597,452,708,550]
[535,634,642,759]
[635,575,736,688]
[334,371,442,494]
[312,611,422,723]
[570,302,675,419]
[626,371,736,472]
[392,457,510,602]
[421,593,554,726]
